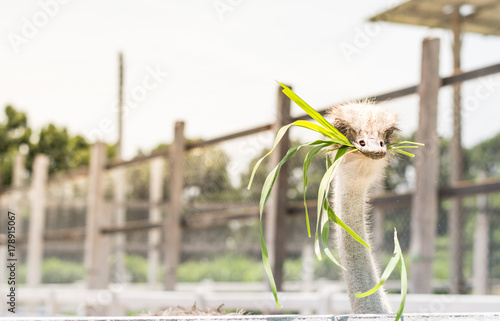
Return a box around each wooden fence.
[1,37,500,299]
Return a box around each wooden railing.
[1,38,500,298]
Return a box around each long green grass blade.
[355,252,399,298]
[388,141,425,146]
[293,120,341,142]
[326,150,333,168]
[394,230,407,321]
[256,143,303,309]
[303,143,334,237]
[354,229,407,321]
[247,122,294,190]
[389,146,419,149]
[320,202,343,268]
[278,83,352,146]
[392,149,416,158]
[314,160,336,260]
[325,200,369,249]
[256,140,333,307]
[259,224,280,307]
[248,119,348,190]
[323,248,343,269]
[258,144,303,216]
[315,146,348,260]
[317,146,348,221]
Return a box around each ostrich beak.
[352,137,387,160]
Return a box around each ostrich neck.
[333,157,392,314]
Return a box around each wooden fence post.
[1,155,26,290]
[10,154,25,242]
[449,6,466,294]
[12,154,25,188]
[409,37,440,294]
[265,84,291,291]
[163,121,186,290]
[26,154,49,287]
[473,172,490,294]
[149,157,164,288]
[113,167,126,283]
[0,235,6,289]
[84,142,110,289]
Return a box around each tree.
[151,141,238,203]
[384,133,455,192]
[28,124,90,175]
[0,105,116,187]
[465,132,500,177]
[0,106,31,186]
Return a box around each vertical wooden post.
[113,167,126,283]
[116,52,124,161]
[12,154,25,188]
[473,172,490,294]
[301,244,314,293]
[409,37,440,294]
[10,154,25,237]
[0,235,6,288]
[265,85,291,291]
[84,142,110,289]
[2,155,25,288]
[163,121,186,290]
[26,154,49,287]
[148,157,164,288]
[449,6,466,294]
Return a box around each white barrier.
[2,285,500,317]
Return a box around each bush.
[125,254,148,282]
[42,258,85,283]
[177,255,264,282]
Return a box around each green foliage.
[283,256,342,281]
[0,105,117,187]
[16,258,85,284]
[177,255,264,282]
[0,106,31,185]
[28,124,91,175]
[125,254,148,282]
[466,132,500,176]
[153,142,239,203]
[185,147,237,203]
[42,258,85,283]
[385,132,500,192]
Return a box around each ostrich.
[328,101,399,314]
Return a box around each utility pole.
[115,52,126,285]
[117,52,124,161]
[449,6,466,294]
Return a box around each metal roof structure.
[370,0,500,36]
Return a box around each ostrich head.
[329,101,399,160]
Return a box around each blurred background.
[0,0,499,317]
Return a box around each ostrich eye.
[384,129,396,142]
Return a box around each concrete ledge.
[4,313,500,321]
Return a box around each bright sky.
[1,0,500,160]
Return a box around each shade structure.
[370,0,500,36]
